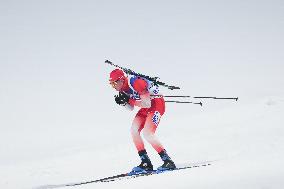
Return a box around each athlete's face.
[110,79,125,91]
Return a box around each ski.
[36,161,212,188]
[76,161,212,184]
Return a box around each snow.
[1,97,283,189]
[1,1,284,189]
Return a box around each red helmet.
[109,69,126,81]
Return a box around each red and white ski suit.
[123,76,166,154]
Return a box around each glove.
[114,92,130,106]
[114,95,125,106]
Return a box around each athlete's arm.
[128,79,151,108]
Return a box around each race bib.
[152,111,161,126]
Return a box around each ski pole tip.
[194,102,203,106]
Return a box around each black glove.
[114,95,125,106]
[114,92,130,106]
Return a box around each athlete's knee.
[130,124,140,137]
[142,128,155,142]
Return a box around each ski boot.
[129,150,153,175]
[157,150,176,172]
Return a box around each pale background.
[0,1,283,189]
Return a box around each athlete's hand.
[114,92,130,106]
[114,94,125,106]
[119,92,130,103]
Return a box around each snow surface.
[1,1,284,189]
[1,96,284,189]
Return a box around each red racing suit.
[122,75,166,153]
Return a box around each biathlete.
[109,69,176,173]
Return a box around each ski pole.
[165,100,203,106]
[151,95,191,98]
[152,95,238,101]
[193,97,238,101]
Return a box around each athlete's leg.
[142,111,164,153]
[130,109,153,171]
[143,110,176,170]
[130,109,147,152]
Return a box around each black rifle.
[105,60,180,90]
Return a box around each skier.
[109,68,176,173]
